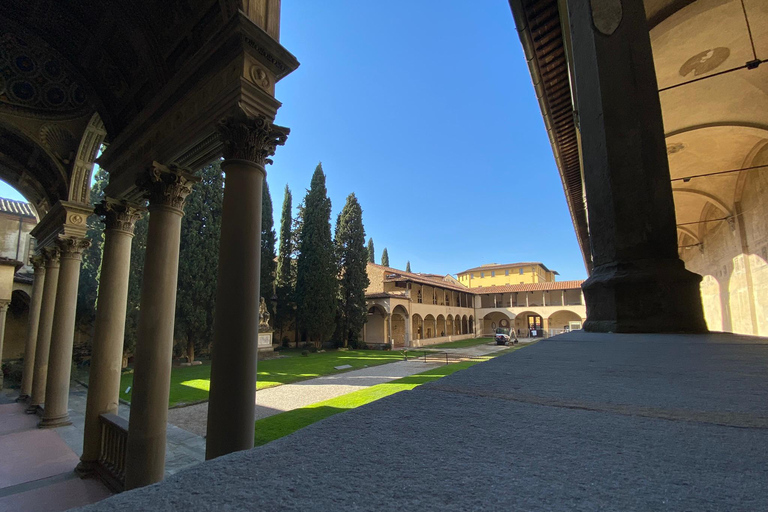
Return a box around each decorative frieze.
[136,162,200,214]
[217,110,289,165]
[95,199,145,235]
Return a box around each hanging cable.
[671,163,768,182]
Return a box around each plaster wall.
[0,213,35,270]
[681,166,768,336]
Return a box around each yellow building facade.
[457,262,558,288]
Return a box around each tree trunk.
[187,337,195,363]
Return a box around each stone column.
[18,256,45,401]
[0,300,9,389]
[27,248,60,413]
[125,164,198,490]
[565,0,706,332]
[206,111,289,461]
[39,236,90,428]
[78,200,143,473]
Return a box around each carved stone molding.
[136,162,200,213]
[42,246,61,267]
[0,299,10,312]
[55,236,91,259]
[95,199,146,235]
[217,109,289,165]
[31,254,46,273]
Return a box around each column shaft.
[565,0,706,332]
[19,259,45,400]
[205,111,289,461]
[40,237,89,428]
[28,249,60,411]
[0,302,9,389]
[125,164,197,490]
[79,202,142,470]
[206,160,264,459]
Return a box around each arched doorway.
[548,310,584,335]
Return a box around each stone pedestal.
[258,331,274,353]
[565,0,706,333]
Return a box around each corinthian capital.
[55,236,91,259]
[42,247,61,267]
[95,199,146,235]
[217,109,290,165]
[136,162,200,214]
[31,254,46,273]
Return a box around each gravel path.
[167,359,443,437]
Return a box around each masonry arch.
[483,312,512,336]
[446,315,454,336]
[391,305,409,347]
[436,315,446,337]
[366,305,388,344]
[424,314,436,339]
[548,310,583,333]
[461,315,469,335]
[412,314,424,341]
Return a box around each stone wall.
[681,163,768,336]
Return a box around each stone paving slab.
[167,359,443,437]
[79,332,768,511]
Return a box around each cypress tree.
[295,164,337,345]
[260,181,277,315]
[334,193,370,348]
[367,237,375,264]
[381,248,390,267]
[174,162,224,362]
[77,166,108,328]
[124,214,148,356]
[406,261,411,273]
[275,185,295,342]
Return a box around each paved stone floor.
[168,359,444,436]
[80,331,768,511]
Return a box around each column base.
[582,259,708,334]
[38,413,72,428]
[16,394,30,403]
[75,460,97,477]
[25,404,42,415]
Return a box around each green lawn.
[253,361,481,446]
[118,349,421,407]
[425,337,495,349]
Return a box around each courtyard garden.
[117,348,433,407]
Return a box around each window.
[491,271,495,277]
[505,269,509,276]
[519,268,524,275]
[480,272,484,278]
[470,273,474,278]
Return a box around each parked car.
[495,327,512,345]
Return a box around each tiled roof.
[470,280,584,294]
[457,262,557,275]
[368,263,471,293]
[0,198,36,219]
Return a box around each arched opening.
[468,315,474,334]
[462,315,468,335]
[424,314,436,339]
[547,310,583,336]
[365,305,388,344]
[446,315,454,336]
[512,311,542,338]
[391,305,409,347]
[3,289,30,361]
[412,314,424,341]
[482,312,512,336]
[436,314,446,337]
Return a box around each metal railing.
[96,413,129,492]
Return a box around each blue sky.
[0,1,588,281]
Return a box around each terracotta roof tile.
[457,262,558,275]
[0,198,36,219]
[470,280,584,294]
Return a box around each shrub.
[382,343,392,351]
[301,350,309,357]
